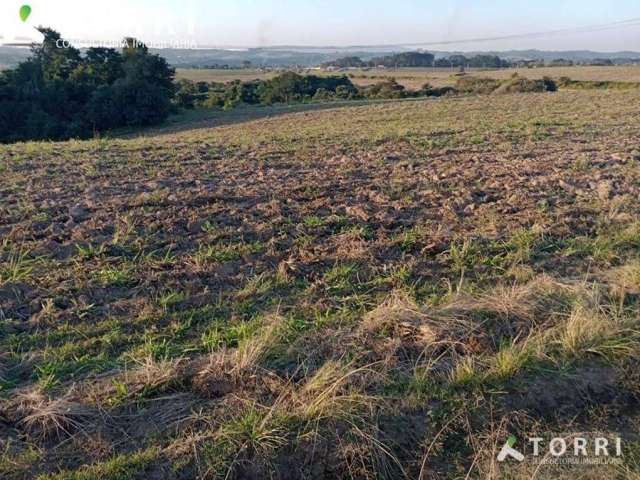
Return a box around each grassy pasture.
[1,87,640,479]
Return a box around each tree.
[0,28,177,143]
[122,37,149,58]
[32,27,82,81]
[75,48,124,85]
[121,39,175,97]
[85,38,175,129]
[257,73,356,105]
[85,85,122,130]
[112,78,172,126]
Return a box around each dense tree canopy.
[0,29,175,143]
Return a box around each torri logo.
[1,3,42,46]
[497,434,624,464]
[19,5,32,22]
[498,436,525,462]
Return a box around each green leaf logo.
[506,435,517,448]
[20,5,32,22]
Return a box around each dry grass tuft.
[296,360,375,423]
[609,261,640,297]
[234,316,283,372]
[219,405,289,457]
[192,315,284,398]
[443,275,575,327]
[361,290,437,345]
[115,356,187,401]
[551,302,639,360]
[134,356,185,387]
[7,389,96,440]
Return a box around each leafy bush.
[174,79,200,109]
[359,79,407,99]
[455,77,503,94]
[335,84,357,99]
[419,83,458,97]
[493,76,557,94]
[259,72,355,104]
[313,88,335,101]
[556,77,640,90]
[456,75,557,95]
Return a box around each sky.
[1,0,639,51]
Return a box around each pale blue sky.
[2,0,639,50]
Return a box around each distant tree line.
[513,58,619,68]
[324,52,638,70]
[433,55,510,68]
[323,52,435,68]
[370,52,436,67]
[323,52,510,69]
[199,60,254,70]
[0,28,175,143]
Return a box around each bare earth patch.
[1,89,640,479]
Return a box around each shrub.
[259,73,356,104]
[429,86,458,97]
[456,75,557,95]
[455,77,502,94]
[558,76,573,88]
[359,79,407,99]
[555,77,640,90]
[313,88,335,101]
[493,77,556,94]
[335,84,358,99]
[174,79,199,109]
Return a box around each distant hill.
[0,46,31,69]
[1,44,639,69]
[430,49,640,62]
[150,47,640,68]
